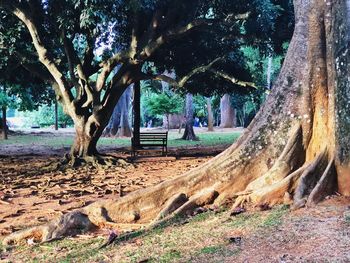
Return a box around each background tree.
[182,93,198,140]
[104,87,132,137]
[145,92,183,130]
[206,97,214,131]
[219,94,236,128]
[0,86,11,139]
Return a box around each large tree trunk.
[69,118,103,160]
[163,114,183,129]
[103,100,122,137]
[104,87,132,137]
[65,81,130,165]
[182,93,198,140]
[220,94,236,128]
[5,0,350,246]
[207,97,214,132]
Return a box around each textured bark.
[104,100,122,137]
[5,0,350,246]
[182,93,198,140]
[207,97,214,131]
[220,94,236,128]
[332,0,350,194]
[104,87,132,137]
[163,114,183,129]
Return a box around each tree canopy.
[0,0,294,160]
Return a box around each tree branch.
[139,19,210,60]
[82,36,98,76]
[177,57,223,87]
[95,51,130,92]
[208,69,257,88]
[1,2,75,106]
[140,57,223,88]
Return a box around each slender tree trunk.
[220,94,236,128]
[1,105,7,140]
[267,56,273,89]
[207,97,214,132]
[1,86,7,140]
[133,81,141,145]
[54,100,58,131]
[182,93,197,140]
[7,0,350,246]
[166,114,170,131]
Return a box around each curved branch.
[139,19,209,60]
[140,57,223,87]
[2,3,74,106]
[208,69,257,88]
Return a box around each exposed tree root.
[2,211,97,246]
[153,193,188,222]
[61,153,131,169]
[307,158,337,207]
[292,149,329,209]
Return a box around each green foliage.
[0,0,294,99]
[19,104,73,128]
[242,46,285,88]
[193,95,207,118]
[0,89,13,108]
[145,93,183,118]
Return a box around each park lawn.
[0,206,289,263]
[0,130,242,149]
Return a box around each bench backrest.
[139,132,168,140]
[131,132,168,146]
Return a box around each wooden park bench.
[131,132,168,158]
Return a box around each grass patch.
[344,211,350,224]
[0,131,241,149]
[157,250,182,262]
[200,245,224,254]
[259,205,289,228]
[2,206,290,263]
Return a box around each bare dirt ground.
[1,130,350,262]
[0,130,223,239]
[230,197,350,262]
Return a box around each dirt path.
[229,197,350,262]
[0,147,221,237]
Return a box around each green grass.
[260,205,289,228]
[1,207,290,263]
[0,131,242,149]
